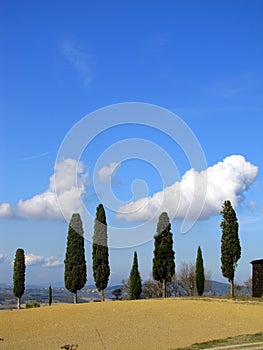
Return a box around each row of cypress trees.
[63,206,203,301]
[64,204,110,303]
[152,200,241,298]
[124,212,205,299]
[63,207,175,302]
[11,199,241,307]
[11,204,111,308]
[62,199,242,302]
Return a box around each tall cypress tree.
[64,213,87,303]
[129,251,142,300]
[48,285,52,306]
[220,200,241,297]
[195,246,205,296]
[13,248,26,309]
[153,212,175,298]
[92,204,110,301]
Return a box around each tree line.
[11,199,241,308]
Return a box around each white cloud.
[117,155,258,222]
[0,203,13,218]
[17,192,60,220]
[0,253,7,263]
[98,162,120,183]
[0,158,88,220]
[43,256,63,268]
[25,253,44,266]
[25,253,62,268]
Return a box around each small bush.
[61,345,78,350]
[26,301,40,309]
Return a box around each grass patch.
[173,332,263,349]
[172,296,263,304]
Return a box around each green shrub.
[61,345,78,350]
[26,301,40,308]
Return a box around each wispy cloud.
[209,71,257,100]
[0,253,7,263]
[147,33,169,50]
[98,162,121,183]
[43,256,63,268]
[61,40,93,86]
[248,200,257,209]
[19,152,52,162]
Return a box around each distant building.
[250,259,263,297]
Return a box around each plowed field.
[0,298,262,350]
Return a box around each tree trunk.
[74,292,77,304]
[17,297,21,310]
[230,279,234,298]
[100,289,105,302]
[162,280,166,298]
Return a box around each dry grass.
[0,298,262,350]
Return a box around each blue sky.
[0,1,263,287]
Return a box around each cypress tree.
[64,213,87,303]
[129,251,142,300]
[92,204,110,301]
[153,212,175,298]
[220,200,241,297]
[13,248,26,309]
[48,285,52,306]
[195,246,205,296]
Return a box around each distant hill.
[0,281,231,295]
[1,280,250,310]
[210,280,229,296]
